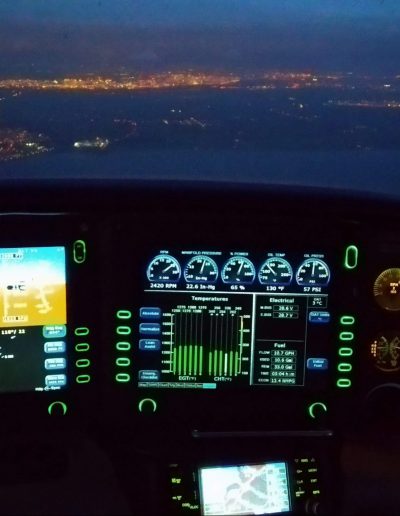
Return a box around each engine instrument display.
[0,246,68,393]
[373,268,400,311]
[139,250,331,390]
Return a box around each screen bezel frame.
[198,460,292,516]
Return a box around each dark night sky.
[2,0,400,26]
[1,0,400,76]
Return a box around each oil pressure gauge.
[296,259,330,286]
[374,268,400,311]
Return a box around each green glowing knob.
[138,398,157,413]
[48,401,68,416]
[308,402,327,419]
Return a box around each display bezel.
[0,214,97,424]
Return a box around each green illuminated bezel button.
[116,310,132,320]
[340,315,355,326]
[115,373,131,383]
[73,240,87,264]
[75,327,90,337]
[344,245,358,270]
[76,374,91,384]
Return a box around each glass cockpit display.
[199,462,291,516]
[0,246,67,393]
[138,250,332,390]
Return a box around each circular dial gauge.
[373,268,400,311]
[147,255,181,282]
[259,258,293,285]
[184,255,218,283]
[371,332,400,372]
[221,257,255,284]
[296,259,330,286]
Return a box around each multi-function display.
[199,462,291,516]
[138,249,331,390]
[0,246,67,393]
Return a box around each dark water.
[1,88,400,195]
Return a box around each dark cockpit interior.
[0,180,399,515]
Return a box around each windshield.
[1,0,400,190]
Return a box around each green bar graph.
[189,345,193,375]
[194,346,198,376]
[163,305,250,381]
[184,345,187,375]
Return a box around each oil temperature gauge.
[374,268,400,311]
[259,257,293,285]
[184,255,218,283]
[222,257,255,284]
[147,255,181,282]
[370,331,400,372]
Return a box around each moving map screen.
[199,462,291,515]
[0,247,67,393]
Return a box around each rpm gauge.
[147,255,181,282]
[222,257,255,284]
[184,255,218,283]
[296,259,330,286]
[373,268,400,311]
[259,257,293,285]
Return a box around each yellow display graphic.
[0,247,66,327]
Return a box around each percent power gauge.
[147,255,181,282]
[370,331,400,372]
[184,255,218,283]
[296,258,330,286]
[221,257,255,284]
[259,257,293,285]
[373,268,400,311]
